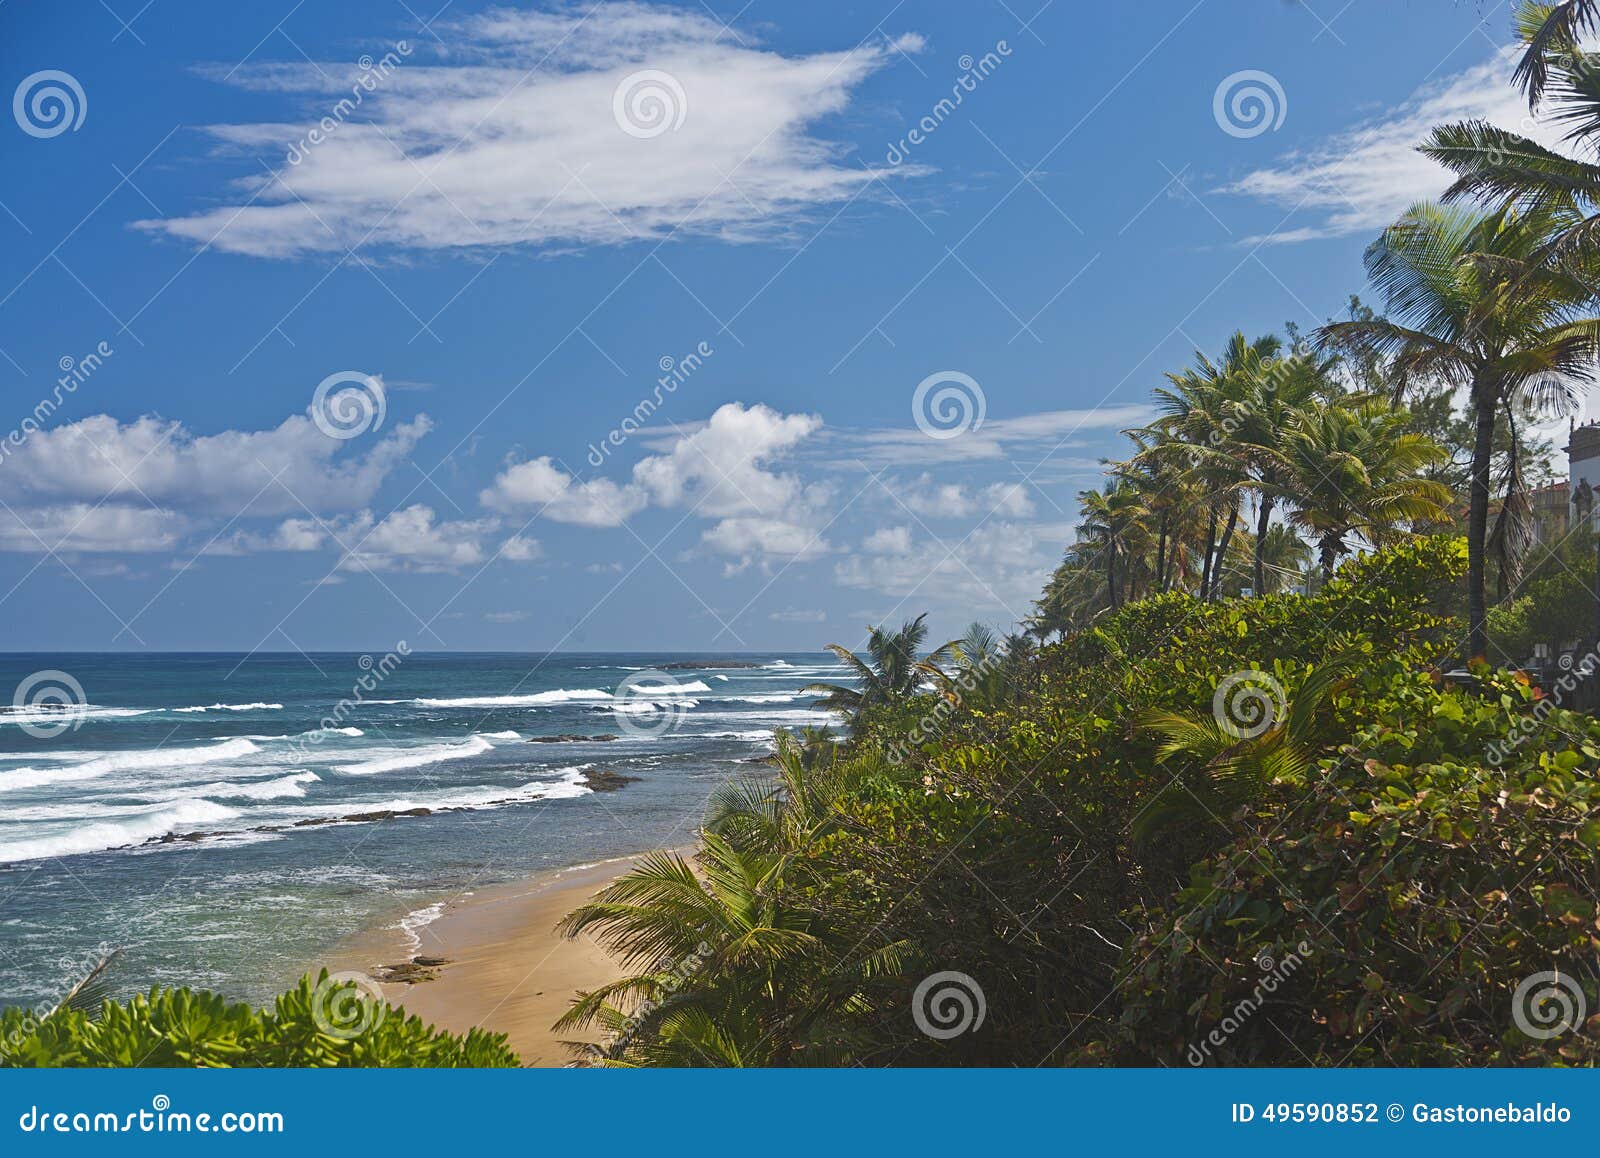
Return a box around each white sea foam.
[392,901,447,954]
[0,799,240,863]
[172,703,285,713]
[334,735,493,776]
[0,738,262,793]
[481,730,521,740]
[406,689,613,707]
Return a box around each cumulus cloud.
[143,2,918,258]
[0,504,187,554]
[1220,46,1570,243]
[484,402,828,566]
[0,413,431,517]
[335,505,502,573]
[835,520,1073,612]
[480,457,648,526]
[890,474,1036,519]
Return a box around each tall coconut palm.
[1278,401,1453,580]
[1229,351,1338,597]
[804,614,953,721]
[1076,481,1146,609]
[1420,1,1600,270]
[1145,333,1278,600]
[1317,201,1600,656]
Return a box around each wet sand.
[327,855,662,1066]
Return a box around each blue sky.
[0,0,1543,652]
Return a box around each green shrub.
[0,971,520,1068]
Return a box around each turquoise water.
[0,651,844,1007]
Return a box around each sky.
[0,0,1556,653]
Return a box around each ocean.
[0,651,847,1008]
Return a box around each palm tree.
[804,614,954,722]
[1076,481,1146,609]
[1419,2,1600,268]
[1229,351,1337,596]
[1317,201,1600,656]
[1144,334,1278,600]
[1131,655,1360,846]
[556,735,908,1066]
[1277,401,1453,580]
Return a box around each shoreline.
[322,852,680,1066]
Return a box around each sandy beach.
[327,854,671,1066]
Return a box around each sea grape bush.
[0,971,521,1068]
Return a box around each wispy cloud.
[143,2,921,258]
[1221,47,1569,243]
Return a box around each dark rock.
[580,768,642,792]
[525,733,619,743]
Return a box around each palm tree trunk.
[1155,513,1169,592]
[1106,541,1119,610]
[1210,507,1240,601]
[1466,393,1496,660]
[1253,496,1273,596]
[1319,534,1340,582]
[1200,508,1218,599]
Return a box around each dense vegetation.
[0,971,519,1068]
[562,538,1600,1065]
[555,4,1600,1068]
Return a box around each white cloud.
[0,413,431,517]
[890,474,1036,518]
[1221,47,1569,243]
[843,404,1155,465]
[768,608,826,623]
[0,504,187,554]
[144,3,918,258]
[834,520,1073,612]
[485,610,529,623]
[336,505,501,572]
[862,525,912,555]
[484,402,829,566]
[480,457,647,526]
[499,534,542,561]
